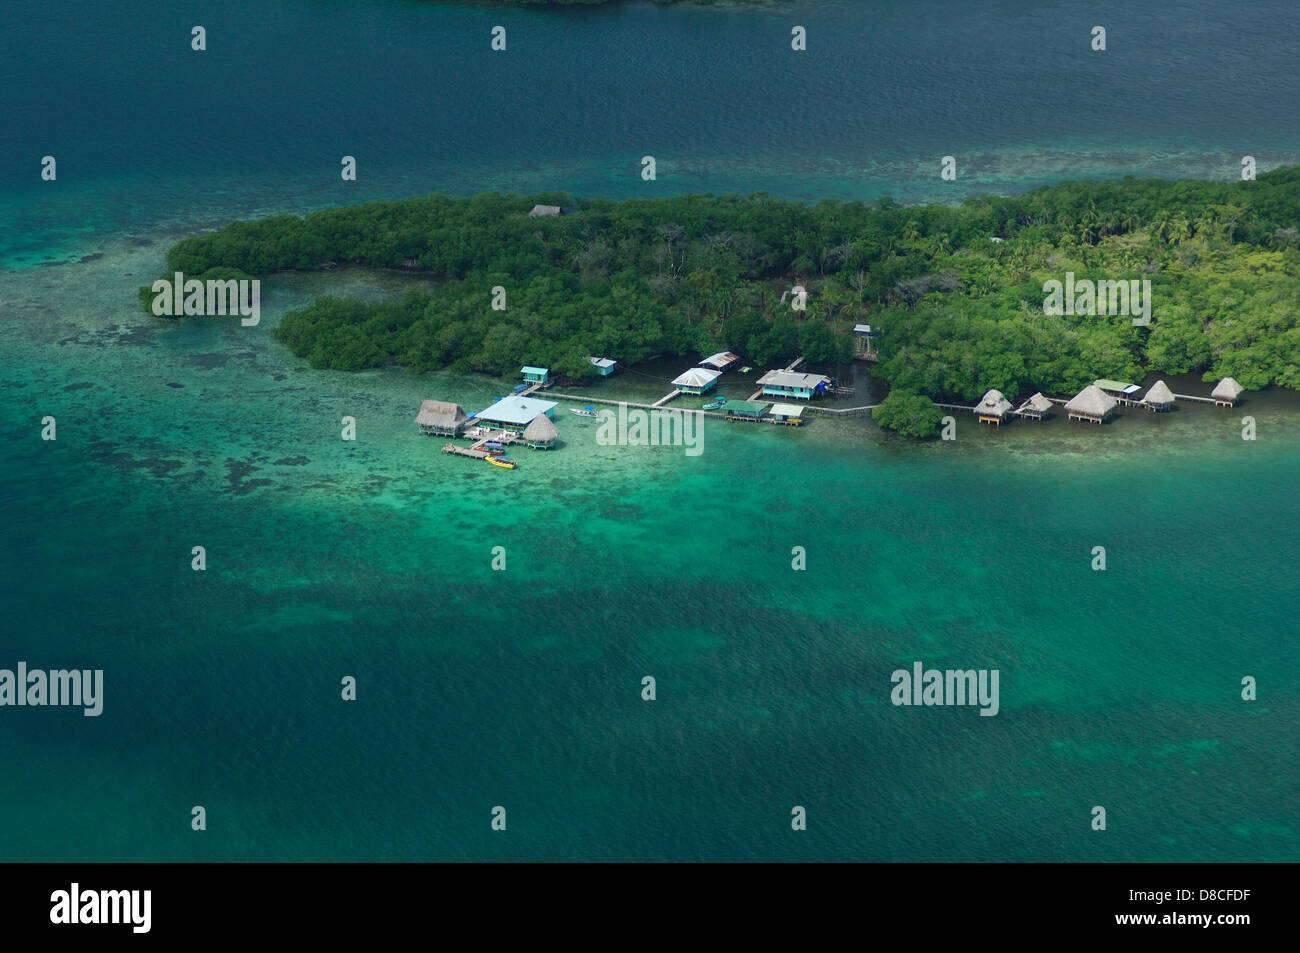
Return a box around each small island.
[145,168,1300,433]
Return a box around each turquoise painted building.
[756,370,831,400]
[521,366,549,385]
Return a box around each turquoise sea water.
[1,0,1297,861]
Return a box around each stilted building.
[756,370,831,400]
[523,413,559,449]
[975,388,1013,425]
[1015,392,1054,421]
[1065,384,1118,424]
[475,395,558,432]
[588,357,617,377]
[699,351,741,373]
[415,400,469,436]
[1141,380,1176,412]
[723,400,769,421]
[1211,377,1244,407]
[672,367,721,395]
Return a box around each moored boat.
[486,456,516,469]
[570,406,600,418]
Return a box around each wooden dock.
[1173,393,1219,405]
[804,405,876,416]
[545,392,703,414]
[652,389,681,407]
[934,402,976,413]
[443,443,489,459]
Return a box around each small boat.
[486,456,516,469]
[570,406,600,418]
[483,441,504,449]
[700,396,728,410]
[739,366,753,374]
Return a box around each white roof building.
[672,368,722,389]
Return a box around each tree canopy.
[147,167,1300,394]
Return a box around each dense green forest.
[148,168,1300,413]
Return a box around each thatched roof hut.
[1142,379,1176,410]
[1016,392,1054,419]
[975,388,1013,423]
[523,413,559,448]
[415,400,469,435]
[1211,377,1244,405]
[1064,384,1117,423]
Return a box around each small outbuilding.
[1016,392,1054,421]
[1141,380,1176,412]
[523,413,559,449]
[699,351,741,372]
[521,366,549,385]
[767,403,806,425]
[588,357,617,376]
[975,388,1013,425]
[1065,384,1118,424]
[528,205,562,218]
[1211,377,1244,407]
[724,400,770,420]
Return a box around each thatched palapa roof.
[1019,392,1054,413]
[523,413,559,443]
[1211,377,1244,401]
[415,400,469,430]
[975,388,1012,416]
[1064,384,1117,417]
[1143,380,1176,405]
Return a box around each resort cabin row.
[721,400,806,425]
[756,370,832,400]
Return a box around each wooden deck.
[652,389,681,407]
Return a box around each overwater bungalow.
[588,357,617,376]
[1015,392,1054,421]
[699,351,741,372]
[475,395,558,432]
[724,399,769,420]
[974,388,1013,425]
[1065,384,1118,424]
[1211,377,1244,407]
[521,366,549,385]
[1141,379,1176,412]
[756,370,831,400]
[523,413,559,449]
[414,399,469,436]
[672,367,721,395]
[767,403,806,425]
